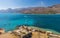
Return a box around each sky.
[0,0,60,9]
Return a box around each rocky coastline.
[0,25,60,38]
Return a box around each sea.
[0,13,60,33]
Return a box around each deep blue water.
[0,13,60,33]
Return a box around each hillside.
[19,4,60,14]
[0,4,60,14]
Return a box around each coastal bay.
[0,13,60,33]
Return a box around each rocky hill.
[0,4,60,14]
[19,4,60,14]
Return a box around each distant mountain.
[51,4,60,8]
[19,4,60,14]
[50,4,60,14]
[0,8,22,13]
[0,4,60,14]
[20,7,51,14]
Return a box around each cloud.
[36,1,46,7]
[40,1,46,7]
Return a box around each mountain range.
[0,4,60,14]
[20,4,60,14]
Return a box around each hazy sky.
[0,0,60,9]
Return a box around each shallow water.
[0,13,60,33]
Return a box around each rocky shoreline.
[0,25,60,38]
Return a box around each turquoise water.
[0,13,60,33]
